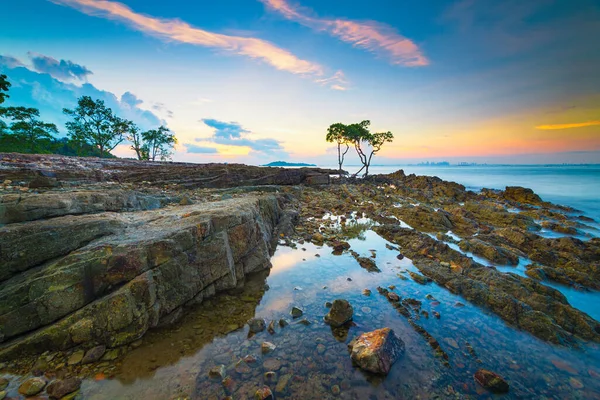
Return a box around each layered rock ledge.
[0,153,335,361]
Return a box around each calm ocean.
[330,164,600,223]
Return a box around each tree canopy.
[325,120,394,177]
[63,96,125,158]
[2,107,58,152]
[0,74,10,104]
[0,76,176,159]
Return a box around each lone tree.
[326,119,394,177]
[2,107,58,152]
[63,96,125,157]
[142,125,177,161]
[124,120,149,160]
[326,122,351,174]
[0,74,10,104]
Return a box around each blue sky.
[1,0,599,164]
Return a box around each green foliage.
[325,119,394,177]
[1,106,58,152]
[63,96,125,157]
[142,125,177,161]
[0,74,10,104]
[0,82,174,160]
[341,220,375,240]
[326,122,351,173]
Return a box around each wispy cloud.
[28,52,92,81]
[49,0,345,88]
[536,121,600,130]
[260,0,428,67]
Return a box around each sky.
[1,0,599,165]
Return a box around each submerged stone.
[324,299,354,327]
[474,369,509,393]
[348,328,404,375]
[248,318,266,334]
[255,386,274,400]
[290,307,303,318]
[46,377,81,399]
[18,377,46,396]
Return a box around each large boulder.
[503,186,542,205]
[324,299,353,327]
[0,195,288,360]
[348,328,404,375]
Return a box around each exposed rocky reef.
[0,153,340,362]
[293,176,600,346]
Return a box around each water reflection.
[74,229,600,400]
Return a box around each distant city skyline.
[1,0,599,164]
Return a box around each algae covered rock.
[348,328,404,375]
[46,377,82,399]
[474,369,509,393]
[18,377,46,396]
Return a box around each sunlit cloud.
[49,0,345,88]
[535,121,600,130]
[260,0,428,66]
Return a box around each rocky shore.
[0,153,599,399]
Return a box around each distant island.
[263,161,317,167]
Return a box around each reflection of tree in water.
[115,269,270,384]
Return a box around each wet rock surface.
[0,160,599,399]
[348,328,405,375]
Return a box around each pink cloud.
[50,0,346,88]
[261,0,429,67]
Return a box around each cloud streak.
[260,0,428,67]
[536,121,600,130]
[49,0,345,88]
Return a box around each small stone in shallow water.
[46,377,82,399]
[388,285,396,290]
[275,373,292,394]
[397,253,404,260]
[331,384,341,395]
[348,328,404,375]
[387,292,400,302]
[261,342,277,354]
[325,301,333,308]
[248,318,266,333]
[454,302,465,307]
[363,289,371,296]
[324,299,354,327]
[347,277,352,281]
[317,344,326,354]
[278,319,289,327]
[432,311,441,319]
[267,320,276,335]
[208,365,226,379]
[82,345,106,364]
[255,386,274,400]
[264,371,277,383]
[234,359,252,374]
[67,349,85,365]
[298,319,312,326]
[290,307,304,318]
[18,377,47,396]
[569,378,584,389]
[474,369,509,393]
[263,358,282,371]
